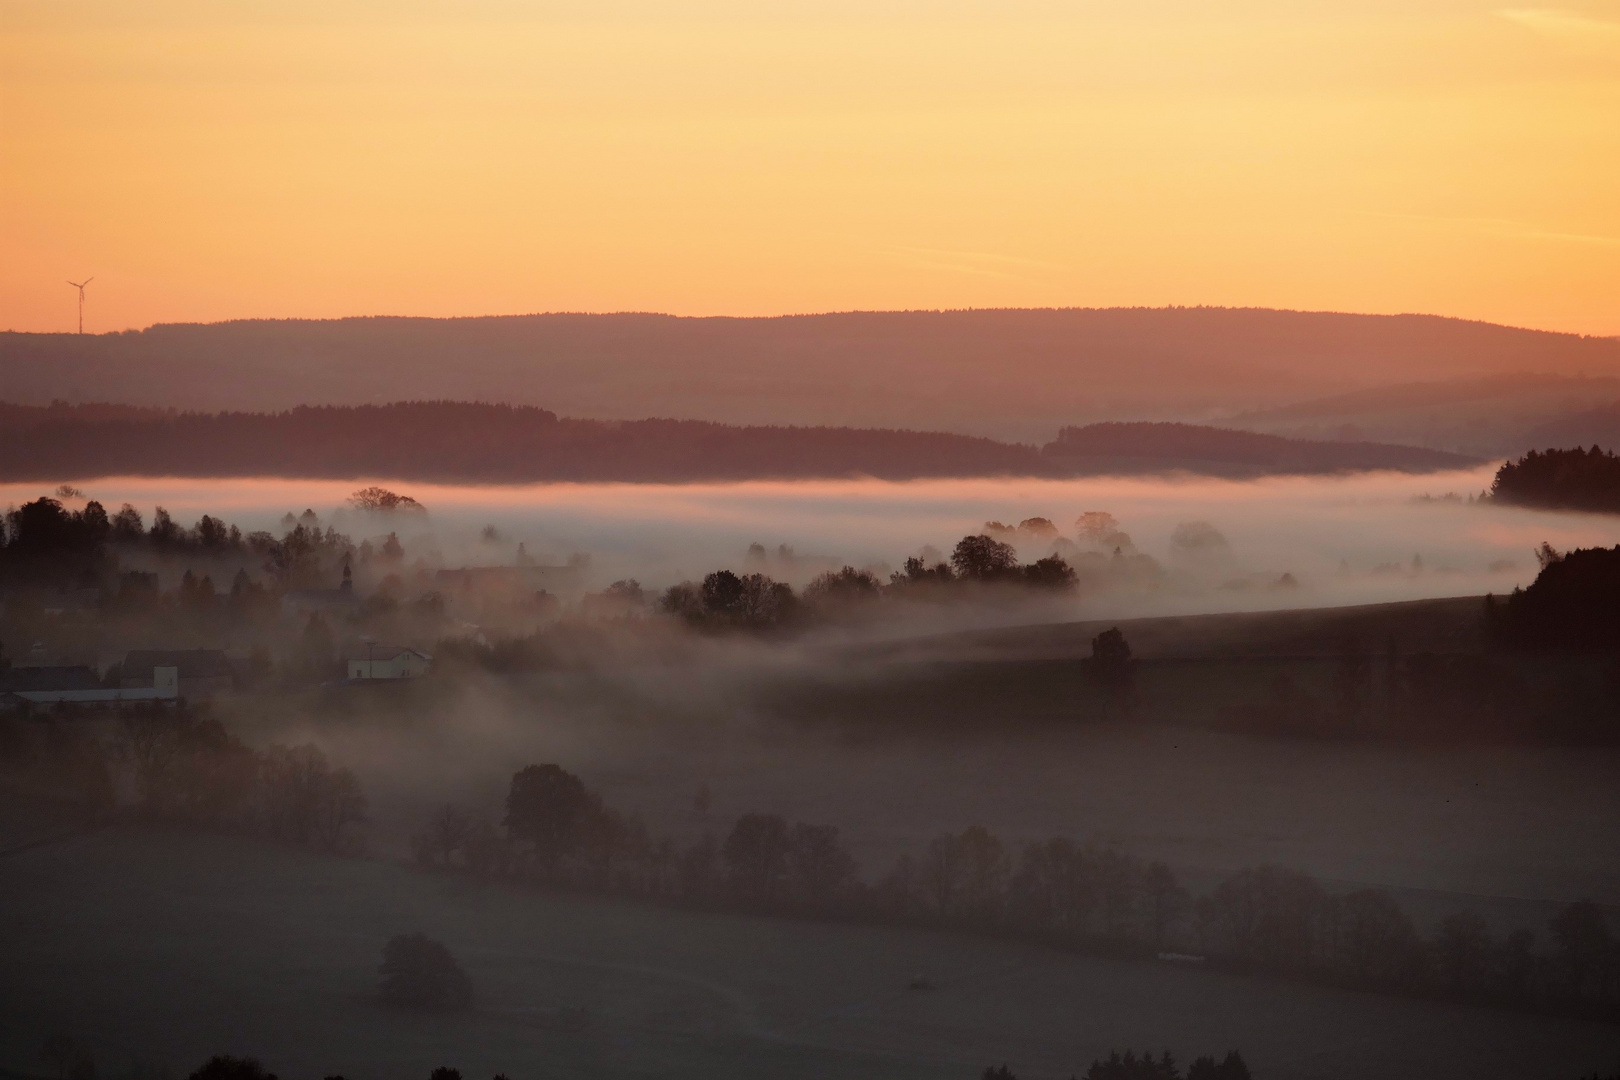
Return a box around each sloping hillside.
[1042,422,1472,477]
[1225,374,1620,457]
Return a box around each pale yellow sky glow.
[2,0,1617,334]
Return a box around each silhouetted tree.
[723,813,792,905]
[504,763,600,874]
[701,569,746,614]
[1009,837,1096,939]
[1143,861,1189,948]
[461,819,513,878]
[1328,888,1420,987]
[1087,627,1135,713]
[110,503,144,542]
[186,1057,277,1080]
[679,833,721,901]
[921,826,1008,923]
[890,555,955,586]
[413,804,473,868]
[0,496,114,586]
[786,822,858,906]
[119,703,258,825]
[1024,555,1078,591]
[1186,1052,1250,1080]
[804,566,882,605]
[259,743,367,850]
[1434,911,1494,998]
[1082,1049,1180,1080]
[349,486,424,512]
[1491,545,1620,650]
[1198,865,1327,972]
[378,933,473,1010]
[664,569,798,630]
[951,534,1019,581]
[1550,900,1614,1003]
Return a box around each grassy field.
[275,661,1620,916]
[3,825,1619,1080]
[848,596,1493,664]
[12,597,1612,1080]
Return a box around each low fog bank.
[11,465,1620,988]
[9,466,1616,630]
[227,649,1620,920]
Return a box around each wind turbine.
[66,277,93,334]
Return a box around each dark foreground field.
[2,825,1618,1080]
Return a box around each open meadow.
[3,823,1619,1080]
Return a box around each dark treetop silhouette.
[0,400,1474,484]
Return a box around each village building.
[346,643,432,680]
[121,649,235,699]
[0,664,178,707]
[282,563,363,618]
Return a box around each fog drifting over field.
[10,465,1619,620]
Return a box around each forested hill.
[0,402,1476,483]
[4,308,1616,442]
[1041,422,1477,476]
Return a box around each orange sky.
[3,0,1618,336]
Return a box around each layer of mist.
[11,466,1617,624]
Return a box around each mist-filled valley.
[11,0,1620,1068]
[6,458,1620,1080]
[3,465,1594,619]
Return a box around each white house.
[346,644,432,681]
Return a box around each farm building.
[0,664,178,707]
[346,644,431,681]
[122,649,235,699]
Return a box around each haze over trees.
[1229,373,1620,458]
[392,762,1620,1023]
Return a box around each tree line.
[0,492,368,593]
[408,763,1620,1024]
[0,399,1472,486]
[0,490,443,687]
[1490,446,1620,514]
[0,701,367,852]
[658,532,1077,632]
[985,1051,1252,1080]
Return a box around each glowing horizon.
[3,1,1618,337]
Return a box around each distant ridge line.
[5,307,1614,443]
[10,304,1601,339]
[0,401,1478,485]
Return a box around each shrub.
[186,1058,277,1080]
[378,933,473,1010]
